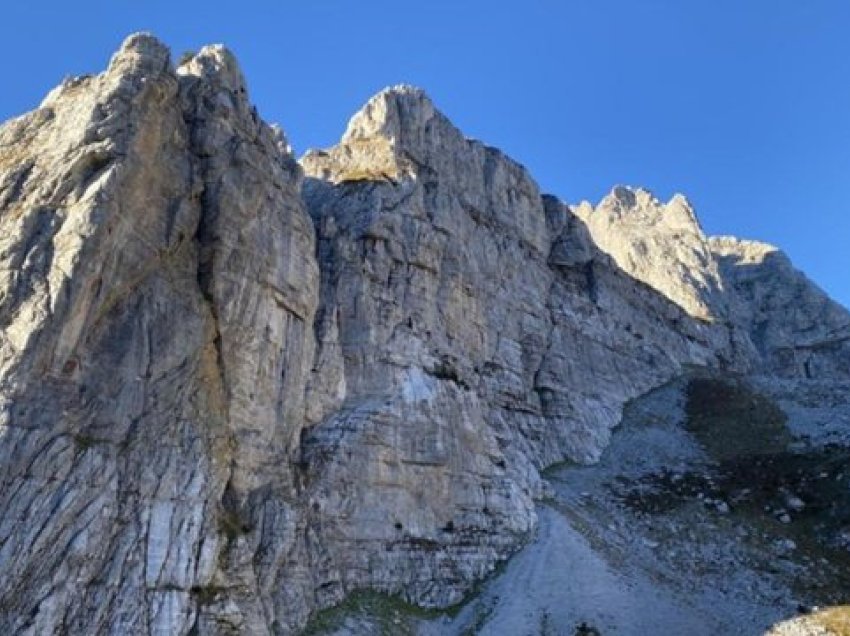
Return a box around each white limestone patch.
[401,367,436,403]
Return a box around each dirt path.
[421,377,795,635]
[421,504,742,636]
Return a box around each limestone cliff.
[0,35,847,635]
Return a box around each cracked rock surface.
[0,35,848,635]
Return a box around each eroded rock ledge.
[0,34,847,635]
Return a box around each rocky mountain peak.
[302,84,472,185]
[576,185,722,322]
[303,85,549,254]
[341,84,436,144]
[39,32,171,110]
[107,32,171,77]
[594,185,703,235]
[0,34,848,636]
[603,184,644,208]
[177,44,247,95]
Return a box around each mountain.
[0,34,847,635]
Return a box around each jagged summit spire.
[575,184,722,322]
[600,185,692,213]
[301,84,465,183]
[177,44,247,95]
[594,184,702,236]
[102,33,249,96]
[302,83,541,200]
[605,184,646,207]
[342,84,437,143]
[107,32,171,76]
[41,33,173,109]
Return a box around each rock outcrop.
[574,187,725,323]
[574,188,850,380]
[709,236,850,379]
[0,34,847,635]
[0,34,318,634]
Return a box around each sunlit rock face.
[574,187,726,323]
[0,34,319,634]
[0,34,848,635]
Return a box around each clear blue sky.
[2,1,848,307]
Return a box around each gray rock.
[0,34,318,635]
[0,34,847,635]
[573,188,726,324]
[784,494,806,512]
[774,538,797,554]
[710,236,850,379]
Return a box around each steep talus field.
[0,34,847,635]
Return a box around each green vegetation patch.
[301,555,514,635]
[300,591,448,636]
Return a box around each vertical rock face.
[0,35,848,635]
[175,45,320,635]
[296,86,747,612]
[0,35,222,634]
[0,34,319,634]
[709,236,850,379]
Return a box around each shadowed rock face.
[0,34,847,635]
[709,236,850,379]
